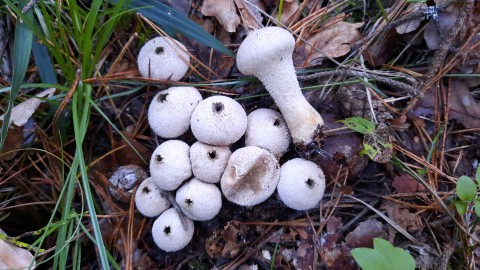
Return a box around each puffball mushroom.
[221,146,280,206]
[137,37,190,81]
[135,177,171,217]
[175,178,222,221]
[152,208,194,252]
[245,108,291,158]
[190,141,231,183]
[236,27,324,146]
[190,96,247,145]
[150,140,192,191]
[148,86,203,138]
[277,158,326,210]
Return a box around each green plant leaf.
[456,176,477,202]
[455,201,468,215]
[476,164,480,183]
[475,201,480,217]
[373,238,415,270]
[339,117,375,135]
[351,248,389,270]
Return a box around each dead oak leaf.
[201,0,240,33]
[297,21,363,65]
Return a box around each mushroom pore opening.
[155,155,163,163]
[157,93,168,103]
[163,226,171,235]
[185,198,193,206]
[155,46,164,55]
[212,102,224,113]
[273,118,281,126]
[208,150,217,159]
[305,178,316,189]
[142,186,150,194]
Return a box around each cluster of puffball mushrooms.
[134,27,326,252]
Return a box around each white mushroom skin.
[175,178,222,221]
[150,140,192,191]
[220,146,280,206]
[190,141,232,183]
[236,27,324,146]
[190,96,247,146]
[135,177,171,217]
[152,208,194,252]
[277,158,326,210]
[245,108,291,158]
[138,37,190,81]
[148,86,203,138]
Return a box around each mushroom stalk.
[236,26,324,146]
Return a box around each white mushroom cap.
[236,27,324,146]
[190,141,231,183]
[220,146,280,206]
[148,86,203,138]
[277,158,326,210]
[175,178,222,221]
[135,177,171,217]
[150,140,192,190]
[152,208,194,252]
[245,108,291,158]
[137,37,190,81]
[190,96,247,146]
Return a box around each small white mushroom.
[190,96,247,145]
[135,177,171,217]
[150,140,192,191]
[236,27,324,146]
[175,178,222,221]
[220,146,280,206]
[152,208,194,252]
[137,37,190,81]
[245,108,291,158]
[277,158,326,210]
[148,86,203,138]
[190,141,231,183]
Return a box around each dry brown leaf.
[234,0,263,29]
[395,3,424,34]
[423,11,457,50]
[0,124,23,161]
[391,173,426,193]
[296,21,363,65]
[201,0,240,33]
[345,220,387,248]
[272,0,300,25]
[383,202,424,233]
[0,230,36,269]
[414,79,480,128]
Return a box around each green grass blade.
[0,0,34,151]
[32,41,57,84]
[129,0,234,57]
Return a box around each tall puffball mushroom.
[135,177,171,217]
[221,146,280,206]
[152,208,194,252]
[190,96,247,146]
[150,140,192,190]
[175,178,222,221]
[236,27,324,146]
[137,37,190,81]
[148,86,203,138]
[245,108,291,158]
[277,158,326,210]
[190,141,232,183]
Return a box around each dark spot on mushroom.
[163,226,171,235]
[156,155,163,163]
[157,93,168,103]
[155,46,164,54]
[185,198,193,206]
[212,102,224,113]
[142,186,150,194]
[273,118,281,126]
[208,150,217,159]
[305,178,315,189]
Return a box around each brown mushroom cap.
[148,86,202,138]
[152,208,194,252]
[220,146,280,206]
[150,140,192,190]
[137,37,190,81]
[190,141,231,183]
[190,96,247,146]
[277,158,326,210]
[245,108,291,158]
